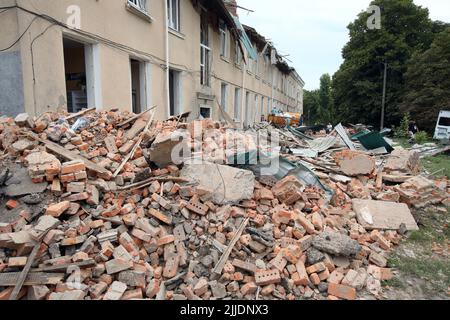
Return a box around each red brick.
[46,201,70,217]
[328,283,357,300]
[294,261,309,286]
[240,282,257,296]
[61,160,86,174]
[163,255,180,279]
[6,199,19,210]
[149,208,172,225]
[157,235,175,246]
[306,262,326,275]
[309,273,321,285]
[255,269,281,286]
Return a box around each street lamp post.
[380,61,387,131]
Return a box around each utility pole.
[380,61,387,131]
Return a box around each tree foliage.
[333,0,436,128]
[400,27,450,132]
[303,74,335,125]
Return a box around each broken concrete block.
[15,113,34,128]
[333,150,375,176]
[384,149,420,175]
[352,199,419,231]
[312,231,361,257]
[180,162,255,205]
[149,131,189,167]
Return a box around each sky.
[237,0,450,90]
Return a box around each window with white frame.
[200,9,210,86]
[234,88,241,121]
[221,83,228,110]
[167,0,180,31]
[128,0,147,13]
[219,20,229,58]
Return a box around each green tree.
[400,27,450,132]
[303,89,320,125]
[318,74,334,123]
[333,0,435,128]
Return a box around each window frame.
[219,20,229,59]
[128,0,148,13]
[220,82,228,111]
[234,88,241,122]
[200,9,211,87]
[235,40,243,66]
[167,0,180,32]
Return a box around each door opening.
[63,38,88,113]
[130,59,142,114]
[169,69,182,116]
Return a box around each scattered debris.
[0,110,448,301]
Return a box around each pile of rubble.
[0,109,449,301]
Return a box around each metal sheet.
[307,136,338,153]
[335,123,356,150]
[291,148,318,158]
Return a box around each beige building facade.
[0,0,304,127]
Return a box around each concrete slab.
[180,162,255,205]
[352,199,419,231]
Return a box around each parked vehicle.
[434,110,450,140]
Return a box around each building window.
[128,0,147,13]
[234,88,241,121]
[221,83,228,111]
[200,9,210,86]
[235,40,242,65]
[167,0,180,31]
[219,20,229,58]
[200,106,211,119]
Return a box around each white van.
[434,110,450,140]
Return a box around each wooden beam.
[30,259,96,273]
[65,107,96,122]
[9,242,40,300]
[45,140,112,179]
[212,218,249,275]
[116,106,157,128]
[0,272,64,286]
[113,110,155,178]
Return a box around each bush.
[395,113,410,138]
[415,131,429,145]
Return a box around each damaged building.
[0,0,304,126]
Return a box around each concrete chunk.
[180,162,255,205]
[353,199,419,231]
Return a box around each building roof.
[243,24,303,84]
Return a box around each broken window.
[167,0,180,31]
[200,9,210,87]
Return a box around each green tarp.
[357,131,394,153]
